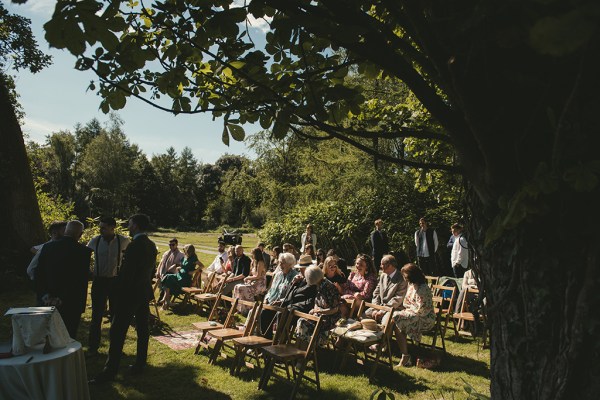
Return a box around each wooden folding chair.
[230,303,288,376]
[194,272,229,315]
[170,268,204,307]
[453,287,488,345]
[432,284,457,337]
[193,294,236,354]
[205,299,260,364]
[258,310,323,400]
[337,302,395,382]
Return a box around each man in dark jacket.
[36,220,91,339]
[370,219,389,270]
[91,214,157,383]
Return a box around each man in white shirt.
[450,224,469,278]
[203,241,228,286]
[87,217,131,356]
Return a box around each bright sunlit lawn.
[1,232,490,400]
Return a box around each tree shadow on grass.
[88,360,232,400]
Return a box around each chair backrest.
[425,275,439,288]
[460,287,481,314]
[236,299,260,335]
[202,272,216,293]
[359,302,395,338]
[190,268,203,289]
[211,272,230,295]
[220,295,240,328]
[255,302,288,344]
[282,309,323,359]
[206,293,223,321]
[344,297,361,319]
[431,284,457,315]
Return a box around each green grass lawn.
[1,232,490,399]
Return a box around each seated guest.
[295,266,341,346]
[322,256,347,290]
[315,248,326,268]
[233,247,267,312]
[280,254,317,313]
[342,254,378,303]
[303,243,316,260]
[159,244,203,310]
[257,242,271,268]
[269,245,282,271]
[156,238,184,279]
[204,240,228,286]
[283,242,300,260]
[393,263,436,367]
[258,252,299,337]
[364,255,407,322]
[221,245,251,295]
[454,268,477,313]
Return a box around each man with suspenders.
[87,217,131,356]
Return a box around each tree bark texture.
[0,74,46,286]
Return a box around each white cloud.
[22,0,55,16]
[246,14,272,33]
[21,117,70,143]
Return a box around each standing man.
[91,214,157,383]
[364,255,407,322]
[27,221,67,305]
[221,245,251,295]
[370,219,389,270]
[36,220,92,339]
[414,217,439,276]
[86,217,131,356]
[450,224,469,278]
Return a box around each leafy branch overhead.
[42,0,463,172]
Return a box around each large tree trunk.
[0,74,46,288]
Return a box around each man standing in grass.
[86,217,130,357]
[90,214,157,383]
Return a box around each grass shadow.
[88,361,232,400]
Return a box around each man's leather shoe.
[88,371,115,385]
[126,364,145,376]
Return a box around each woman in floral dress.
[233,247,267,313]
[296,266,342,346]
[393,263,436,367]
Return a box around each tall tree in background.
[0,3,51,283]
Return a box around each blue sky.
[6,0,264,163]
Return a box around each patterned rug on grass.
[152,330,202,351]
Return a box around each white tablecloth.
[0,341,90,400]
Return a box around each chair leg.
[290,361,306,400]
[230,346,241,375]
[259,357,273,390]
[312,353,320,391]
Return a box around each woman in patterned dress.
[233,247,267,313]
[393,263,436,367]
[295,266,342,346]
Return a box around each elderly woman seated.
[257,252,299,338]
[295,266,342,346]
[392,263,436,367]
